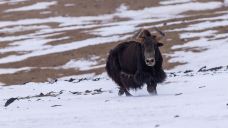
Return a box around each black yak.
[106,29,166,96]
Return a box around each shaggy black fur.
[106,33,166,96]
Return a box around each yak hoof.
[148,91,157,95]
[118,89,125,96]
[147,86,157,95]
[125,92,132,97]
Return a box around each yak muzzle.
[145,58,155,66]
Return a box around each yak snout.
[145,57,155,66]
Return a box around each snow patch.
[0,67,32,75]
[91,25,136,36]
[180,30,217,39]
[0,0,30,5]
[225,0,228,6]
[5,1,57,12]
[61,56,104,71]
[62,59,98,71]
[160,0,192,5]
[0,25,50,34]
[64,3,75,7]
[115,4,128,13]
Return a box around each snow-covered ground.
[5,1,57,12]
[1,0,228,128]
[0,66,228,128]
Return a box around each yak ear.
[157,42,164,47]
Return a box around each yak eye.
[157,42,164,47]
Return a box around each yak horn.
[132,29,145,43]
[154,27,165,40]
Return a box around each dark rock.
[5,98,18,107]
[39,93,44,96]
[198,86,206,88]
[92,78,101,81]
[66,78,75,82]
[198,66,207,72]
[51,105,62,107]
[75,78,88,83]
[184,70,193,73]
[48,79,57,84]
[85,90,92,93]
[174,115,180,118]
[155,124,160,127]
[94,88,103,93]
[175,93,183,96]
[69,91,82,95]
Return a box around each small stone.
[174,115,180,118]
[94,88,103,93]
[51,105,62,107]
[39,93,44,96]
[198,86,206,88]
[85,90,92,93]
[68,78,75,82]
[155,124,160,127]
[5,98,18,107]
[175,93,183,96]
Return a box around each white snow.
[0,68,228,128]
[0,0,30,5]
[170,37,228,71]
[61,56,104,71]
[225,0,228,6]
[179,30,217,39]
[167,13,228,71]
[0,67,32,74]
[160,0,193,5]
[0,25,50,34]
[115,3,129,13]
[0,35,130,64]
[62,59,98,71]
[92,25,136,36]
[64,3,75,7]
[5,1,57,12]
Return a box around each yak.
[106,29,166,96]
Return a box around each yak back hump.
[118,41,141,74]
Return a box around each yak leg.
[119,77,132,96]
[118,88,125,96]
[118,87,132,96]
[121,88,132,96]
[124,89,132,96]
[147,81,157,95]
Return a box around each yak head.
[135,28,164,67]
